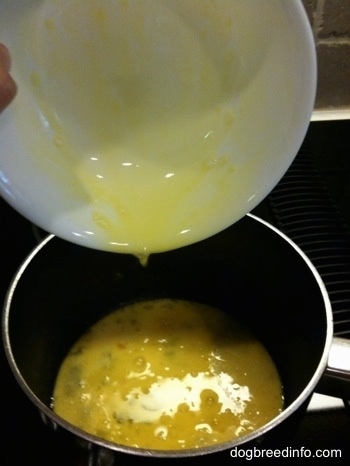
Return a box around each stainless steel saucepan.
[3,215,349,463]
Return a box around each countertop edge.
[312,108,350,121]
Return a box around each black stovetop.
[1,120,350,464]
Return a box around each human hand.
[0,43,17,112]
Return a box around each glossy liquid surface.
[53,299,283,450]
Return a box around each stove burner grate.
[269,147,350,339]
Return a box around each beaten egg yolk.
[53,299,283,450]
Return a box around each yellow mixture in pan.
[53,299,283,450]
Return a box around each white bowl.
[0,0,316,259]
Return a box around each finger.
[0,44,17,112]
[0,70,17,113]
[0,43,11,72]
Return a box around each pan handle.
[316,337,350,399]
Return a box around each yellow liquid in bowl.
[3,0,315,259]
[11,0,259,260]
[53,299,283,450]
